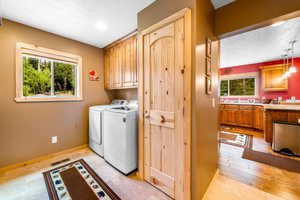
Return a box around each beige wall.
[215,0,300,37]
[138,0,219,199]
[192,0,219,198]
[0,19,113,167]
[137,0,194,31]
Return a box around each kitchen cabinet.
[220,104,264,130]
[264,110,300,143]
[238,106,254,127]
[104,34,138,90]
[254,106,264,130]
[261,64,288,92]
[220,105,240,126]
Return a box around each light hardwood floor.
[213,126,300,200]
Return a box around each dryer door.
[89,110,102,144]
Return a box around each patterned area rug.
[43,159,121,200]
[219,131,249,148]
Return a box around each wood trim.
[202,169,220,199]
[15,42,83,102]
[183,9,192,200]
[137,33,145,179]
[17,42,82,61]
[15,97,83,103]
[0,144,88,173]
[140,8,190,36]
[220,72,259,80]
[104,29,138,49]
[137,8,192,200]
[260,64,289,70]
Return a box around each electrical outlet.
[51,136,58,144]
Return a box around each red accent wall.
[220,57,300,100]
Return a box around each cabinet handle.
[160,115,166,123]
[151,177,159,185]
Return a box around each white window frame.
[15,42,83,102]
[220,72,259,98]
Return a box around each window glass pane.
[220,80,229,96]
[244,78,255,95]
[54,62,76,96]
[23,56,51,97]
[229,79,244,96]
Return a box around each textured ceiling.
[0,0,155,48]
[220,16,300,68]
[210,0,235,9]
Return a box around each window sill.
[15,97,83,103]
[221,96,258,98]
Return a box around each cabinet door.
[288,111,300,123]
[225,109,238,125]
[264,110,288,143]
[254,106,264,130]
[104,35,138,90]
[132,36,138,86]
[261,64,288,91]
[110,47,117,89]
[239,109,254,127]
[104,50,111,89]
[219,105,226,124]
[114,45,123,88]
[122,38,134,87]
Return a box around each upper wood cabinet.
[260,64,288,91]
[104,35,138,90]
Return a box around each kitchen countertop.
[221,102,264,106]
[262,104,300,111]
[220,102,300,111]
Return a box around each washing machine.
[103,100,138,174]
[89,100,128,157]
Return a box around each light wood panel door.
[142,14,190,199]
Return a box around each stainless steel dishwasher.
[272,121,300,157]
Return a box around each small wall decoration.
[205,37,213,95]
[89,70,100,81]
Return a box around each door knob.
[151,177,158,185]
[160,115,166,123]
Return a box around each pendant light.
[282,50,291,79]
[289,40,297,73]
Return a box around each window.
[220,77,256,97]
[16,43,82,102]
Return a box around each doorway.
[218,15,300,200]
